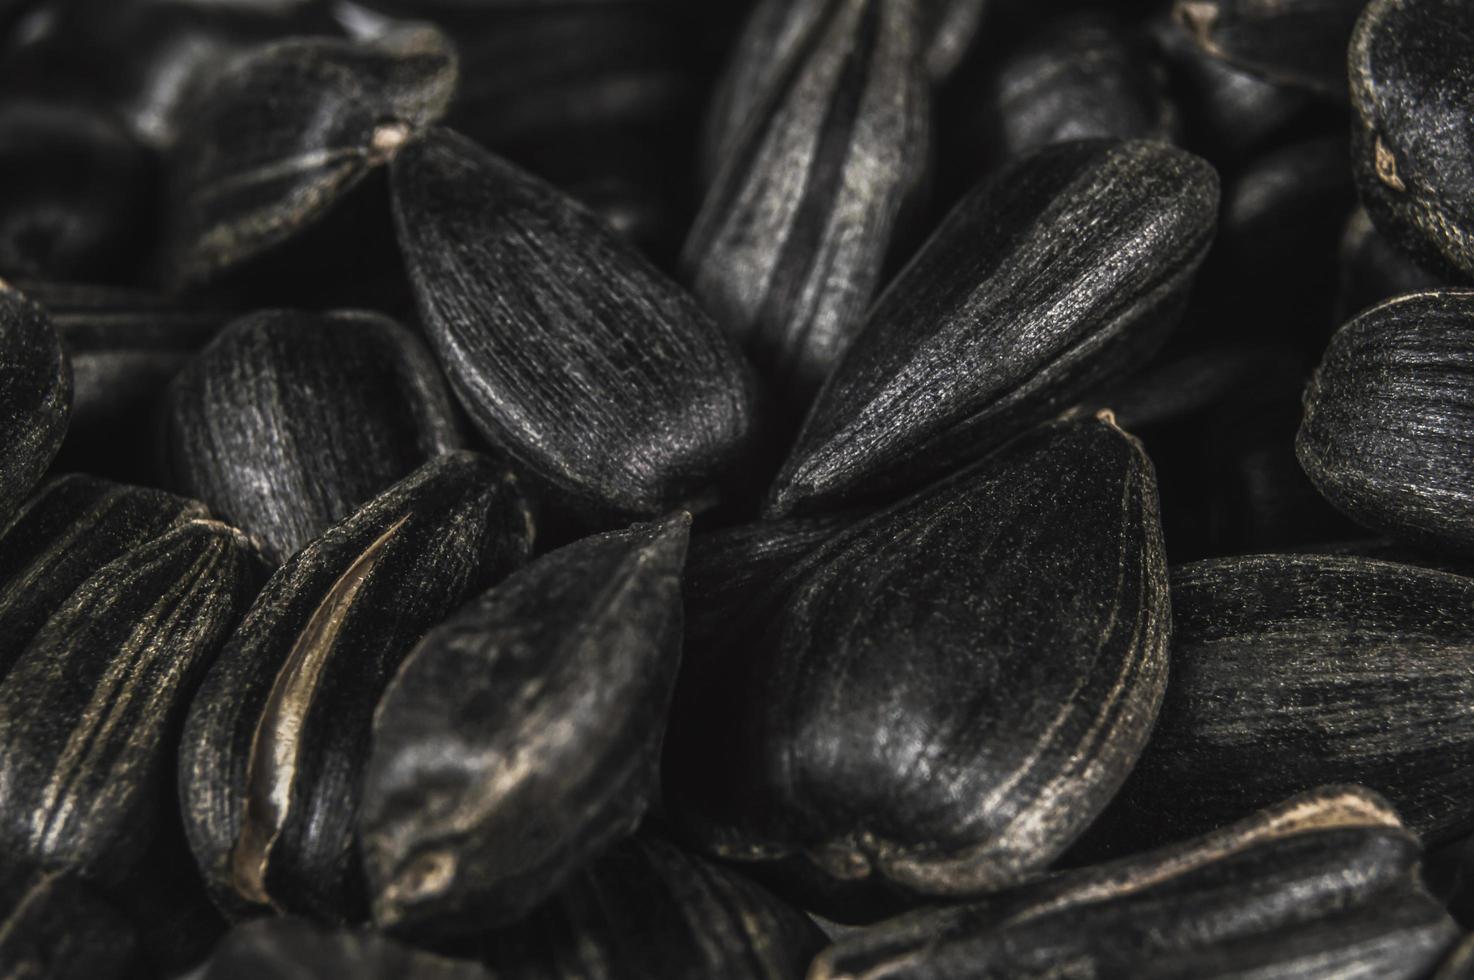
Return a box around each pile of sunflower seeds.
[2,0,1474,977]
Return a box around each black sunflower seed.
[1173,0,1365,97]
[390,126,762,523]
[0,282,70,529]
[202,916,490,980]
[162,25,456,286]
[1297,289,1474,553]
[479,835,828,979]
[179,452,534,922]
[0,518,265,886]
[1337,207,1446,323]
[360,513,689,933]
[812,786,1459,980]
[683,0,930,405]
[0,474,207,673]
[0,866,137,980]
[160,308,464,565]
[1083,554,1474,857]
[767,138,1218,517]
[1350,0,1474,282]
[667,415,1170,907]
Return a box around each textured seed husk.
[978,12,1176,165]
[766,139,1218,517]
[160,308,464,565]
[683,0,930,405]
[162,26,457,286]
[0,866,137,980]
[179,452,534,921]
[0,283,71,529]
[360,513,689,933]
[479,835,829,979]
[0,518,265,886]
[1350,0,1474,282]
[668,416,1170,903]
[1173,0,1364,97]
[1337,207,1446,323]
[0,98,155,282]
[0,474,207,676]
[202,917,491,980]
[1297,289,1474,554]
[1085,554,1474,856]
[812,786,1459,979]
[390,126,762,522]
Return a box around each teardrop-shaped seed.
[0,283,70,529]
[1337,208,1446,323]
[668,415,1170,901]
[0,518,264,885]
[0,867,137,980]
[683,0,930,404]
[1298,290,1474,553]
[1173,0,1364,97]
[162,26,456,285]
[813,786,1459,979]
[202,917,490,980]
[1088,554,1474,854]
[179,452,534,921]
[160,308,463,565]
[0,474,206,673]
[361,513,689,933]
[480,836,828,979]
[390,126,761,521]
[1350,0,1474,281]
[767,139,1218,517]
[0,99,155,282]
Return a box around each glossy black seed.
[179,452,534,922]
[1350,0,1474,282]
[767,139,1218,517]
[160,308,463,565]
[684,0,929,405]
[813,786,1458,979]
[479,835,828,979]
[1298,289,1474,553]
[0,866,137,980]
[202,917,490,980]
[0,474,206,674]
[1173,0,1365,97]
[668,416,1170,903]
[390,126,762,522]
[162,26,456,285]
[361,514,689,933]
[0,518,265,886]
[1088,554,1474,855]
[1337,207,1446,322]
[0,282,70,528]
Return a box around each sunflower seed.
[201,917,490,980]
[767,139,1218,517]
[812,786,1459,979]
[0,518,265,885]
[683,0,930,405]
[1337,207,1446,323]
[162,26,456,285]
[1084,554,1474,856]
[1350,0,1474,281]
[0,282,70,529]
[1173,0,1365,97]
[667,415,1169,906]
[0,866,137,980]
[1298,289,1474,553]
[0,474,207,673]
[390,126,762,522]
[360,513,689,933]
[160,308,464,565]
[479,835,828,979]
[179,452,534,921]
